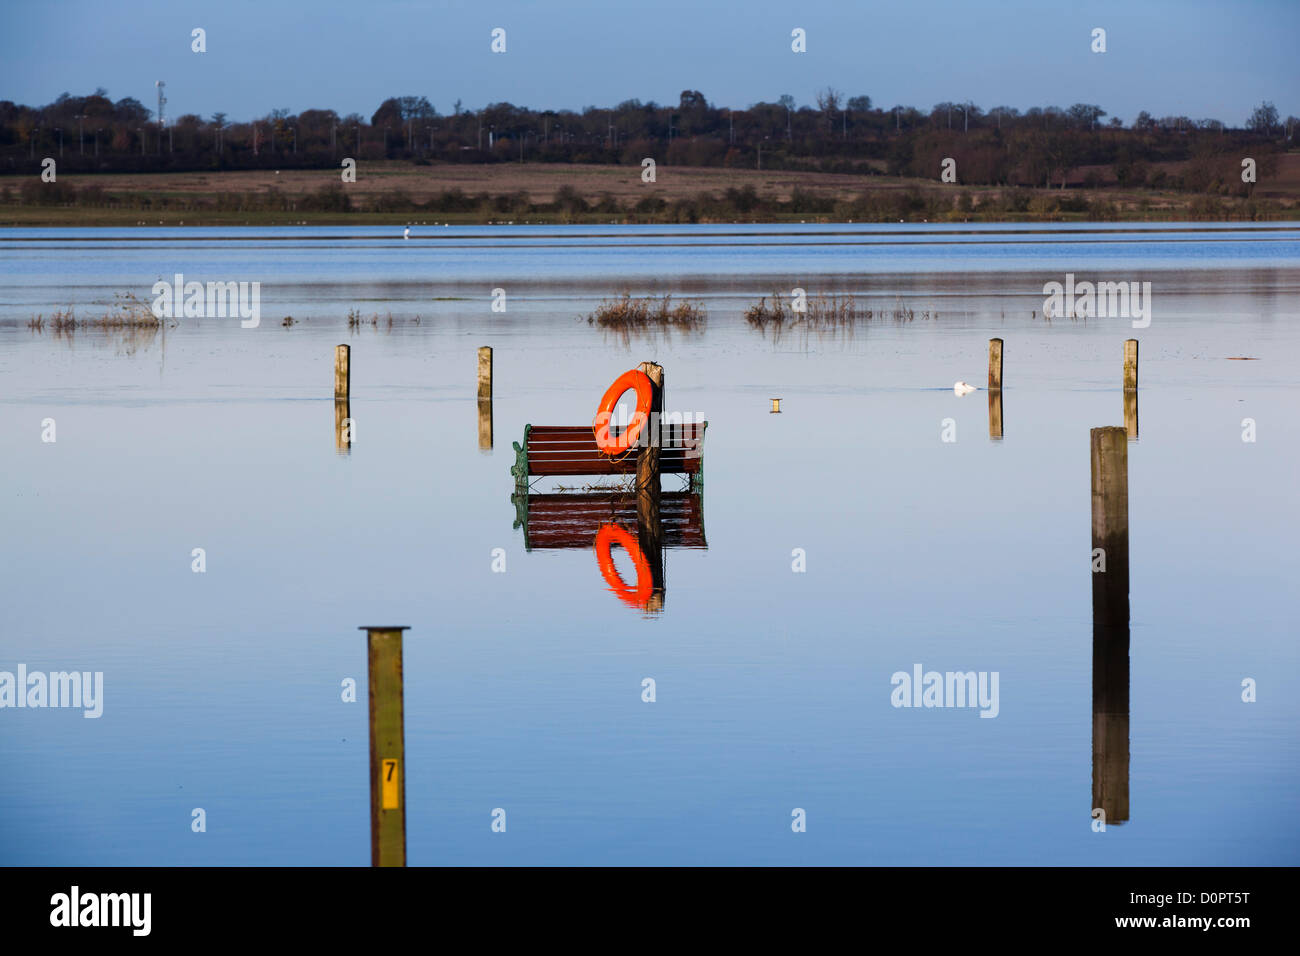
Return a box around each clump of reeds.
[746,291,870,329]
[746,290,928,341]
[96,292,162,328]
[345,308,420,332]
[38,293,163,333]
[743,293,791,328]
[587,293,705,331]
[746,291,869,339]
[51,308,78,332]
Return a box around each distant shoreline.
[3,161,1298,227]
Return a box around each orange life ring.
[594,523,653,607]
[593,369,654,456]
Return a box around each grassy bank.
[3,160,1299,226]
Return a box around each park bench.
[511,421,707,493]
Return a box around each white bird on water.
[953,381,978,396]
[404,225,410,240]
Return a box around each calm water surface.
[2,223,1297,865]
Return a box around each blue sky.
[1,0,1295,124]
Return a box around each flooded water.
[2,222,1298,865]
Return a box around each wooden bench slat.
[529,426,706,440]
[527,449,700,461]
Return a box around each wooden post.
[477,347,493,451]
[636,362,665,612]
[987,338,1003,391]
[1090,427,1129,617]
[1123,339,1139,441]
[635,362,663,493]
[1090,427,1129,825]
[362,626,409,866]
[334,344,350,401]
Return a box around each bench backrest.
[525,422,705,477]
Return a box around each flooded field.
[2,222,1298,865]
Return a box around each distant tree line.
[0,88,1293,193]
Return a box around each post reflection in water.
[477,346,493,451]
[988,389,1003,440]
[334,398,352,454]
[477,399,493,451]
[1090,426,1130,826]
[1124,389,1139,442]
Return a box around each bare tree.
[815,87,842,132]
[1247,101,1279,134]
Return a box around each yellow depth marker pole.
[362,626,409,866]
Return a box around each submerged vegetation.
[25,293,167,356]
[588,293,705,330]
[745,291,936,343]
[346,308,422,330]
[28,292,163,331]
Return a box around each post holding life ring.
[593,369,654,456]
